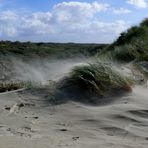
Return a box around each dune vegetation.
[0,41,106,59]
[57,19,148,102]
[0,81,25,93]
[101,18,148,63]
[97,18,148,82]
[69,62,132,93]
[56,62,133,104]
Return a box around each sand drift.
[0,58,148,148]
[0,57,146,105]
[0,83,148,148]
[0,57,90,93]
[12,58,91,84]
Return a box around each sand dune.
[0,85,148,148]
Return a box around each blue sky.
[0,0,148,43]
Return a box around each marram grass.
[0,81,25,93]
[60,62,133,98]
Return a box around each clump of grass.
[0,80,56,93]
[100,38,148,63]
[60,62,133,100]
[133,62,148,81]
[111,44,138,62]
[0,81,25,93]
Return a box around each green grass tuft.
[60,62,133,99]
[0,81,25,93]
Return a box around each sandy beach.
[0,85,148,148]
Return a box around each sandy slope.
[0,85,148,148]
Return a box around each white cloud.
[0,1,130,43]
[20,12,54,35]
[52,1,110,23]
[126,0,147,8]
[0,11,18,36]
[113,8,132,14]
[0,10,17,21]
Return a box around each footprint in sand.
[4,102,36,114]
[5,126,41,138]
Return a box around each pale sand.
[0,85,148,148]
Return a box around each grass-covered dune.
[99,18,148,80]
[101,18,148,63]
[54,19,148,104]
[0,41,107,58]
[55,62,133,104]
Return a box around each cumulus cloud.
[113,8,132,14]
[0,1,130,43]
[20,12,54,35]
[52,1,110,23]
[126,0,147,8]
[0,11,18,36]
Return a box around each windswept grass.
[59,62,133,102]
[133,62,148,80]
[0,81,25,93]
[0,80,53,93]
[100,18,148,63]
[98,19,148,86]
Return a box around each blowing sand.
[0,85,148,148]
